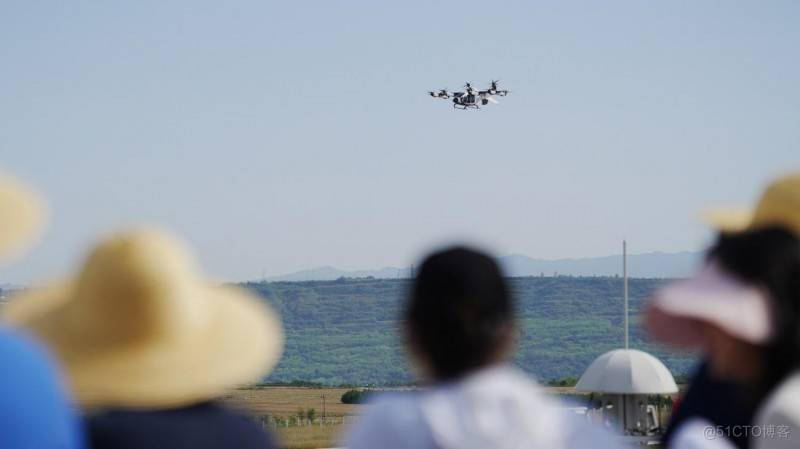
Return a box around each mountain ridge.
[265,250,702,282]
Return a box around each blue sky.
[2,1,798,283]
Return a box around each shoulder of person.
[0,330,85,449]
[758,373,800,423]
[88,402,278,449]
[344,391,435,449]
[669,418,737,449]
[355,392,423,425]
[752,373,800,449]
[422,366,621,449]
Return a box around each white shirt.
[344,364,621,449]
[752,373,800,449]
[669,419,737,449]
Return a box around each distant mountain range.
[499,251,701,278]
[266,251,702,281]
[266,266,409,282]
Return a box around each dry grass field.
[223,386,585,448]
[225,386,362,417]
[223,387,362,448]
[273,424,346,449]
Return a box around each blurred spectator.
[0,175,46,265]
[3,230,284,449]
[663,361,755,449]
[0,174,84,449]
[345,246,621,449]
[0,329,86,449]
[646,172,800,449]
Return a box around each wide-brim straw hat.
[2,229,283,409]
[645,171,800,349]
[702,171,800,236]
[0,174,46,264]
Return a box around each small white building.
[576,348,678,436]
[575,242,679,441]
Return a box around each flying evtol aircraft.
[428,80,509,110]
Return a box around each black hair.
[708,227,800,397]
[404,247,513,381]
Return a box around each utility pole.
[623,240,629,350]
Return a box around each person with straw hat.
[644,172,800,449]
[0,174,85,449]
[0,175,46,265]
[3,229,284,449]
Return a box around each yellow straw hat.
[646,171,800,350]
[0,174,46,264]
[703,171,800,235]
[2,229,283,409]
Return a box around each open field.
[273,424,347,449]
[223,387,361,449]
[225,385,584,415]
[224,387,362,418]
[223,386,589,448]
[224,385,680,448]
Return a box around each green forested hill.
[243,276,695,386]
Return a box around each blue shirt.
[0,329,84,449]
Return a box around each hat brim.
[700,208,754,233]
[644,263,773,348]
[0,176,46,263]
[4,282,283,409]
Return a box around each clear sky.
[2,1,798,283]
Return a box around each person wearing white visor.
[645,172,800,449]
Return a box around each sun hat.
[0,174,46,264]
[703,171,800,236]
[2,229,283,409]
[645,171,800,349]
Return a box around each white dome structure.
[576,348,678,394]
[571,243,678,442]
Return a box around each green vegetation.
[242,276,695,386]
[340,389,394,404]
[340,389,368,404]
[547,376,579,387]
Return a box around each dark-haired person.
[345,247,620,449]
[645,172,800,449]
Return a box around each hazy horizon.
[1,248,700,287]
[2,1,798,284]
[264,249,701,282]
